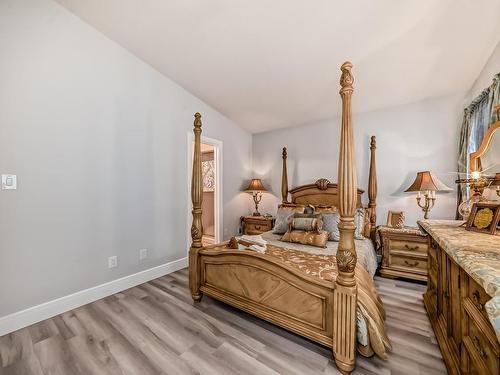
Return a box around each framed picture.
[387,211,405,229]
[202,160,215,192]
[465,202,500,235]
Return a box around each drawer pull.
[473,336,487,358]
[472,290,484,311]
[404,260,419,267]
[404,244,419,251]
[254,225,261,230]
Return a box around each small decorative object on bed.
[465,201,500,235]
[404,171,452,219]
[245,178,268,216]
[386,210,405,229]
[189,63,388,374]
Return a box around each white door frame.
[186,132,223,253]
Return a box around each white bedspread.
[259,231,378,278]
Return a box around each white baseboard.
[0,257,188,337]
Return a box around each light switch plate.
[1,174,17,190]
[108,256,118,269]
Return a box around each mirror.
[470,122,500,176]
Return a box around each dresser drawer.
[389,254,427,274]
[464,317,499,375]
[388,239,428,255]
[468,278,491,323]
[245,222,272,234]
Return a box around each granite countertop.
[418,219,500,343]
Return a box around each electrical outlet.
[108,256,118,268]
[139,248,148,260]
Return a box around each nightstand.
[240,216,275,235]
[378,226,428,282]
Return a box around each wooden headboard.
[289,178,364,208]
[281,136,378,239]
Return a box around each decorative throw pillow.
[293,212,322,219]
[281,230,329,248]
[279,203,307,212]
[354,207,365,239]
[303,205,315,215]
[289,217,323,232]
[273,205,305,234]
[321,212,341,241]
[314,205,338,214]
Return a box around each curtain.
[456,73,500,218]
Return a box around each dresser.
[240,215,275,235]
[420,220,500,375]
[378,226,429,282]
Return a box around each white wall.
[0,0,252,318]
[470,39,500,99]
[253,93,467,227]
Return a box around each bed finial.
[340,61,354,94]
[282,147,289,203]
[189,112,204,302]
[334,61,358,375]
[368,136,377,238]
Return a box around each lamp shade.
[404,171,452,192]
[245,178,267,192]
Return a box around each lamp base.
[252,192,262,218]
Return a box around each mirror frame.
[470,121,500,173]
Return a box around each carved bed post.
[333,62,358,375]
[189,112,203,302]
[368,136,377,239]
[282,147,289,203]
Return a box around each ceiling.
[55,0,500,133]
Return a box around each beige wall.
[252,93,467,227]
[470,39,500,99]
[0,0,252,318]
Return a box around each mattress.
[259,231,378,278]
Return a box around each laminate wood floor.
[0,269,446,374]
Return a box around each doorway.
[200,143,216,246]
[187,134,223,250]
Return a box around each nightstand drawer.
[388,239,427,255]
[245,222,272,234]
[378,227,429,282]
[241,216,275,235]
[389,254,427,273]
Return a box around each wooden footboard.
[191,245,335,346]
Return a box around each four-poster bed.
[189,62,388,374]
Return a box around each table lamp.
[404,171,452,219]
[492,173,500,197]
[245,179,267,216]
